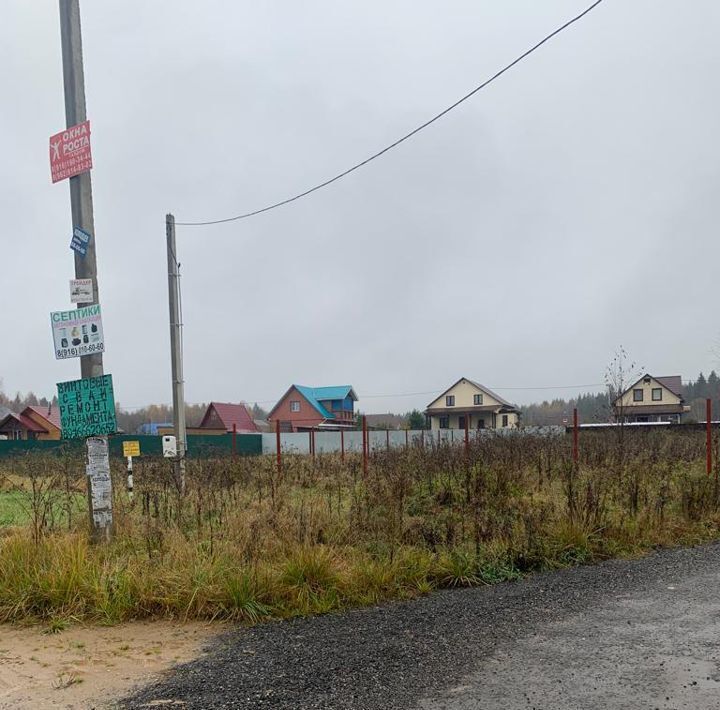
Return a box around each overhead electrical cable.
[176,0,605,227]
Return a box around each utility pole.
[166,214,186,494]
[59,0,111,542]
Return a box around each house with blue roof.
[267,385,358,432]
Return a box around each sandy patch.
[0,621,223,709]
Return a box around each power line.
[175,0,605,227]
[117,382,610,410]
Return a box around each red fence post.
[232,423,237,457]
[340,428,345,462]
[276,419,282,474]
[707,398,712,476]
[464,415,469,457]
[573,407,579,464]
[362,415,368,475]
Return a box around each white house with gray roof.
[425,377,520,431]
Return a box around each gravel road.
[123,542,720,709]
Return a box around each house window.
[502,414,508,427]
[290,401,300,413]
[446,395,455,407]
[473,394,483,405]
[477,419,485,429]
[439,416,449,429]
[633,389,643,402]
[652,388,662,401]
[458,415,466,430]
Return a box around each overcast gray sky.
[2,0,719,414]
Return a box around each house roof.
[0,412,47,433]
[25,405,61,429]
[268,385,358,420]
[426,377,515,410]
[295,385,357,419]
[201,402,258,432]
[654,376,683,398]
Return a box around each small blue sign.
[70,226,91,257]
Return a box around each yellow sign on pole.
[122,440,140,458]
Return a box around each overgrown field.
[1,429,720,626]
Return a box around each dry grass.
[1,428,720,625]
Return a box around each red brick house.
[267,385,357,432]
[0,405,62,440]
[197,402,259,433]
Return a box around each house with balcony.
[425,377,520,430]
[612,374,689,423]
[267,385,358,432]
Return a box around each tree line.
[2,372,719,431]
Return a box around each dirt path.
[0,621,221,709]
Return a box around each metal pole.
[340,428,345,462]
[59,0,109,542]
[232,422,237,457]
[362,415,368,475]
[166,213,186,494]
[573,407,579,465]
[707,398,712,476]
[275,419,282,474]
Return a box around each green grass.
[2,434,720,627]
[0,491,29,525]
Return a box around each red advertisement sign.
[49,120,93,183]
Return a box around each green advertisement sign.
[57,374,117,439]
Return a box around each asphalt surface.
[123,543,720,709]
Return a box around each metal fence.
[0,433,262,459]
[261,426,565,455]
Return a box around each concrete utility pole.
[60,0,102,377]
[59,0,111,543]
[166,214,187,494]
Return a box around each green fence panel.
[0,433,262,459]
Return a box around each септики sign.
[49,120,93,183]
[50,304,104,360]
[57,374,117,440]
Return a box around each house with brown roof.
[0,404,62,440]
[425,377,520,431]
[196,402,259,434]
[613,374,689,423]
